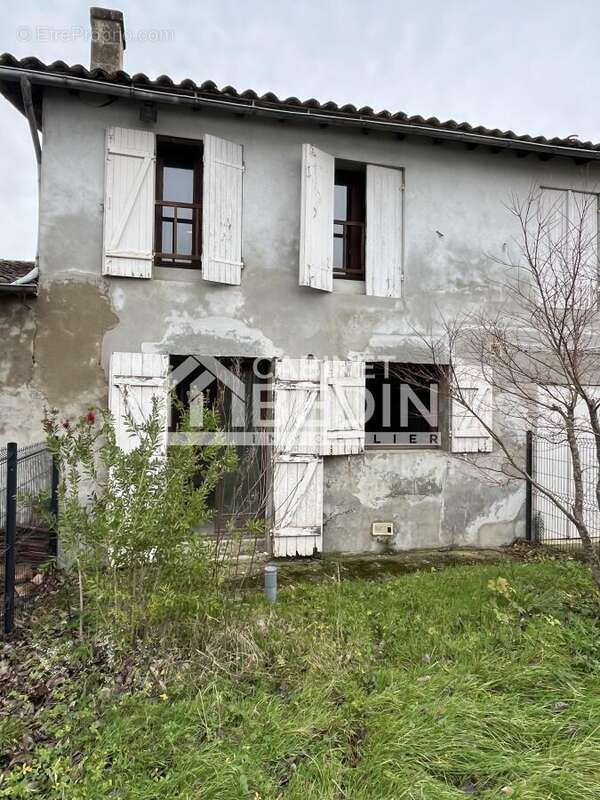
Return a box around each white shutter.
[103,127,155,279]
[299,144,334,292]
[272,456,323,556]
[109,352,169,453]
[202,134,244,285]
[320,360,366,455]
[273,357,322,455]
[451,363,493,453]
[272,358,323,556]
[365,164,403,298]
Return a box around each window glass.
[163,166,194,203]
[161,221,173,254]
[334,184,348,220]
[333,236,344,268]
[177,222,193,256]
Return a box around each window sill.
[154,266,203,282]
[333,278,365,295]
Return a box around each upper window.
[155,138,203,268]
[333,166,366,280]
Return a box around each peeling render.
[2,88,599,552]
[0,279,118,442]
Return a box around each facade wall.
[3,88,600,551]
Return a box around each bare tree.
[422,186,600,587]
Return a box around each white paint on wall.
[161,310,283,355]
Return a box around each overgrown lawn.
[2,558,600,799]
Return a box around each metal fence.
[529,431,600,548]
[1,442,58,634]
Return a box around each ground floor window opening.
[170,355,271,535]
[365,362,448,447]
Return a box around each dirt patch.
[250,541,545,587]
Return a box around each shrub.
[43,401,238,646]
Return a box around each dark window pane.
[163,166,194,203]
[334,184,348,220]
[177,222,193,255]
[162,221,173,253]
[333,236,344,268]
[347,226,363,273]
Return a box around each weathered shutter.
[272,358,323,556]
[299,144,334,292]
[202,134,244,285]
[108,352,169,453]
[272,456,324,557]
[273,357,322,455]
[320,360,366,455]
[451,363,493,453]
[365,164,403,298]
[103,127,155,278]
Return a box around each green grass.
[3,559,600,799]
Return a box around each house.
[1,7,600,556]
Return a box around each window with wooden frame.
[154,138,203,268]
[333,165,366,280]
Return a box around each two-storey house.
[2,7,600,555]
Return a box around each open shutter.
[202,134,244,285]
[299,144,334,292]
[320,360,366,455]
[103,127,155,278]
[109,352,169,453]
[365,164,403,298]
[451,363,493,453]
[272,358,323,556]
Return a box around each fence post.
[525,430,533,543]
[49,455,59,558]
[4,442,17,634]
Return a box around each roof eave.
[1,63,599,161]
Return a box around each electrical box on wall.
[371,521,394,537]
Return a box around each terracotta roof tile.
[0,259,36,284]
[1,53,599,154]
